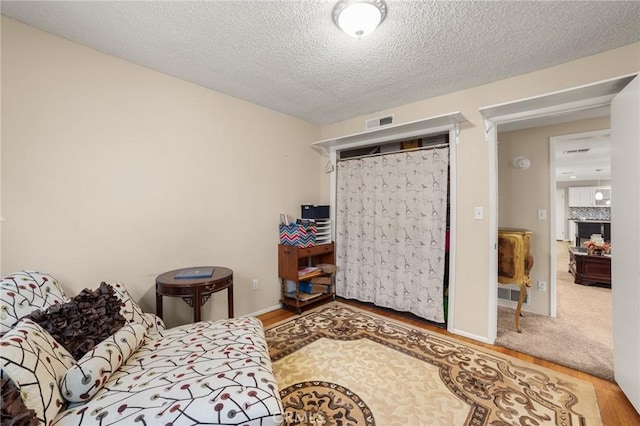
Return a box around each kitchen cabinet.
[593,187,611,206]
[568,187,593,207]
[568,186,611,207]
[569,220,576,243]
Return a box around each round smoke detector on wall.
[512,156,531,170]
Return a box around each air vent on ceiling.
[563,148,590,154]
[365,114,394,130]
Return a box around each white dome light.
[595,191,604,200]
[333,1,387,38]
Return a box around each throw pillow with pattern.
[0,319,75,425]
[60,322,147,402]
[0,271,67,336]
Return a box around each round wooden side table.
[155,266,233,323]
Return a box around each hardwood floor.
[258,299,640,425]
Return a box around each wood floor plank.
[258,299,640,425]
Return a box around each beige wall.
[320,43,639,340]
[0,18,321,327]
[2,15,639,341]
[498,117,610,315]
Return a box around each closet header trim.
[338,143,449,162]
[479,74,637,135]
[312,111,466,155]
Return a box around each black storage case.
[301,204,330,219]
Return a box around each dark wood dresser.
[568,247,611,288]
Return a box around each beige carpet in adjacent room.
[495,242,613,380]
[266,302,602,426]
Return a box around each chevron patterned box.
[279,223,317,247]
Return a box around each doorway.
[481,73,640,411]
[550,129,611,316]
[494,125,614,379]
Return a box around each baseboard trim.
[245,304,281,318]
[450,328,493,345]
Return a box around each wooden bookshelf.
[278,243,335,314]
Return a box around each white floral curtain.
[335,147,449,322]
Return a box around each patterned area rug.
[265,302,602,426]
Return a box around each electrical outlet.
[537,280,547,292]
[252,279,259,290]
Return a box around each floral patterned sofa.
[0,271,283,426]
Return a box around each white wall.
[320,43,640,341]
[497,117,610,316]
[611,75,640,413]
[1,18,321,327]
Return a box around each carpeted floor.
[265,302,602,426]
[495,241,613,380]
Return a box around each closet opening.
[335,133,451,327]
[312,112,466,334]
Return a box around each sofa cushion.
[0,319,75,425]
[106,282,165,333]
[60,322,147,402]
[53,317,283,425]
[0,271,67,337]
[27,282,125,360]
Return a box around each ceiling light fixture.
[594,169,604,200]
[333,0,387,38]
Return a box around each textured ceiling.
[554,131,611,182]
[2,1,639,125]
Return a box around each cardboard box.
[310,276,332,285]
[315,264,337,274]
[311,283,333,294]
[402,139,420,150]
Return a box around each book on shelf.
[174,267,214,279]
[297,266,323,280]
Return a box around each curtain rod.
[338,142,449,162]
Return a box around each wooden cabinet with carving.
[498,228,534,333]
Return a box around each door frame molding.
[480,74,636,342]
[312,112,466,333]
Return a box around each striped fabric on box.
[279,223,317,247]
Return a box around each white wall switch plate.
[474,206,484,220]
[252,279,259,290]
[537,209,547,220]
[537,280,547,292]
